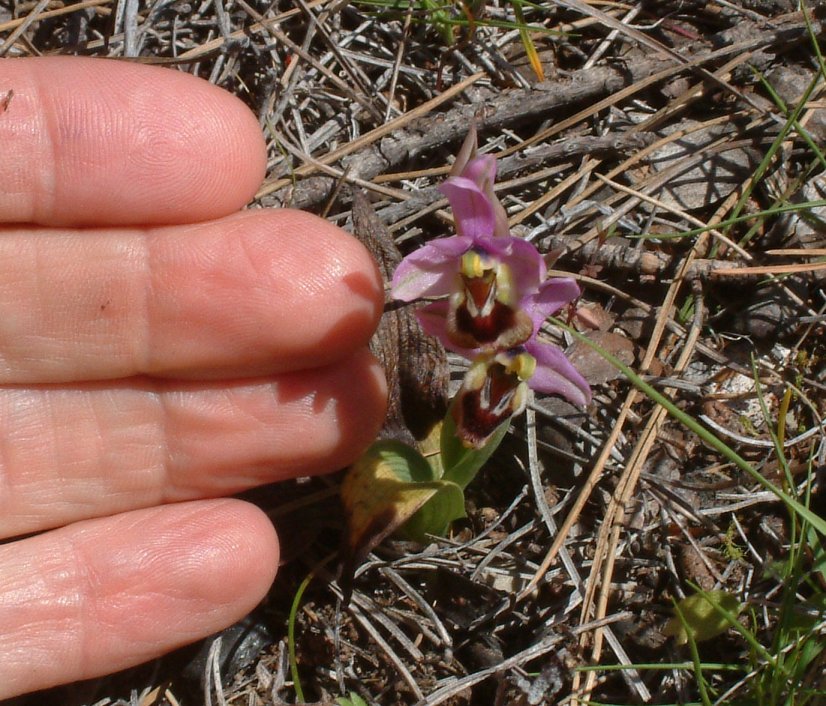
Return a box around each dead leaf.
[565,330,635,386]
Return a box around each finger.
[0,347,386,538]
[0,499,279,700]
[0,56,266,226]
[0,209,383,383]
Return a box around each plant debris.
[6,0,826,704]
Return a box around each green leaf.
[400,478,465,542]
[440,404,510,489]
[664,591,742,645]
[418,419,445,480]
[421,0,455,45]
[795,631,825,675]
[336,694,370,706]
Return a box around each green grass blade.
[628,198,826,241]
[287,570,314,703]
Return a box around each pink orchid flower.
[389,128,591,446]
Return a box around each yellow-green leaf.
[399,478,465,542]
[512,1,544,81]
[340,441,464,579]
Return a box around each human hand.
[0,57,386,700]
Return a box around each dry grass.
[4,0,826,704]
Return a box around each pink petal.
[439,176,495,239]
[526,340,591,407]
[524,278,580,329]
[459,155,512,237]
[490,193,510,237]
[391,236,473,301]
[461,154,512,237]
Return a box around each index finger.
[0,57,266,226]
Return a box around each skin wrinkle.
[87,394,109,507]
[0,392,35,529]
[136,385,170,509]
[240,382,330,484]
[91,386,166,510]
[145,217,258,374]
[228,221,322,341]
[30,65,61,224]
[36,518,195,679]
[157,383,197,502]
[234,219,271,283]
[0,212,382,382]
[67,529,100,679]
[46,389,72,521]
[0,235,31,378]
[0,395,10,520]
[0,233,137,380]
[48,393,92,517]
[7,393,50,523]
[136,224,155,379]
[69,502,276,665]
[3,510,190,689]
[68,385,165,517]
[0,357,382,537]
[0,385,166,537]
[0,534,86,685]
[72,521,155,653]
[160,381,283,500]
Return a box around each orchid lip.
[462,272,497,319]
[452,349,532,448]
[453,352,531,448]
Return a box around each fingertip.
[0,500,281,699]
[0,57,267,225]
[274,209,385,362]
[258,346,388,482]
[144,208,385,376]
[315,347,388,473]
[179,499,280,604]
[79,500,281,629]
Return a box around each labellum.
[452,349,536,448]
[446,249,534,351]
